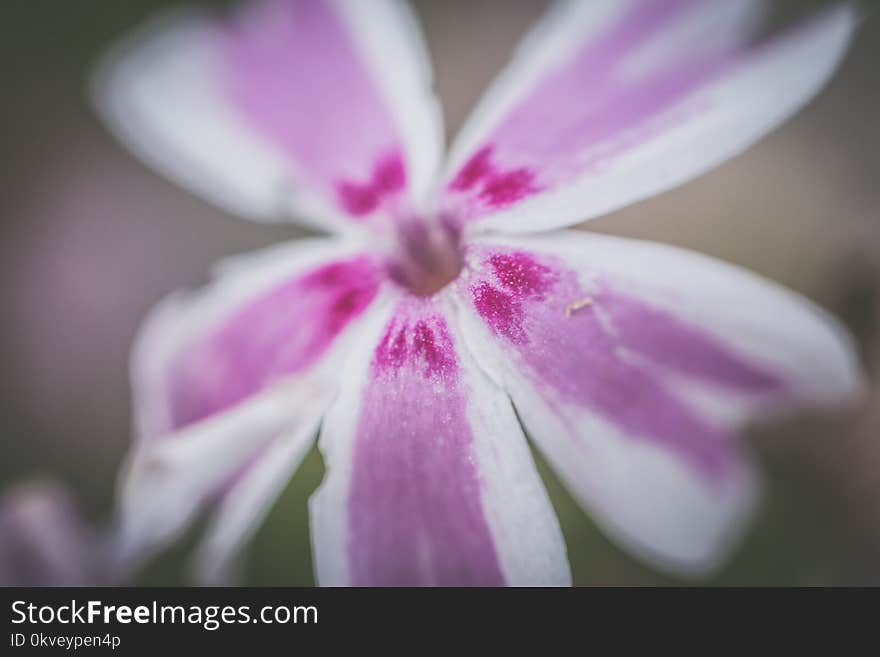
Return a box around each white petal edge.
[112,377,332,574]
[309,296,571,586]
[190,417,320,585]
[444,0,857,234]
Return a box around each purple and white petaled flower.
[94,0,863,585]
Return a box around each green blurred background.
[1,0,878,585]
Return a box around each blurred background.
[1,0,878,586]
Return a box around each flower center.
[386,215,464,297]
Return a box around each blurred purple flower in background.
[91,0,864,585]
[0,480,99,586]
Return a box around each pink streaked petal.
[350,311,503,586]
[114,381,328,574]
[475,231,862,405]
[221,0,403,220]
[93,0,442,227]
[117,239,383,573]
[444,0,856,233]
[135,242,383,437]
[167,253,381,431]
[468,249,758,479]
[311,298,569,586]
[454,232,861,574]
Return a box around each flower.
[0,480,99,586]
[93,0,863,585]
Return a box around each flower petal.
[190,422,319,585]
[115,238,385,573]
[453,231,862,574]
[310,297,570,586]
[115,381,326,574]
[443,0,855,233]
[93,0,442,228]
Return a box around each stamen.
[386,215,464,297]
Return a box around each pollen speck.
[565,297,593,317]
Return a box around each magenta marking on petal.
[449,145,493,192]
[348,304,505,586]
[411,319,456,377]
[594,291,787,391]
[334,150,407,218]
[374,313,456,379]
[372,150,407,194]
[220,0,406,218]
[471,282,526,345]
[448,146,542,213]
[374,319,409,371]
[444,0,744,221]
[336,181,379,217]
[478,167,541,208]
[489,251,557,299]
[470,251,559,343]
[167,254,380,431]
[468,247,787,478]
